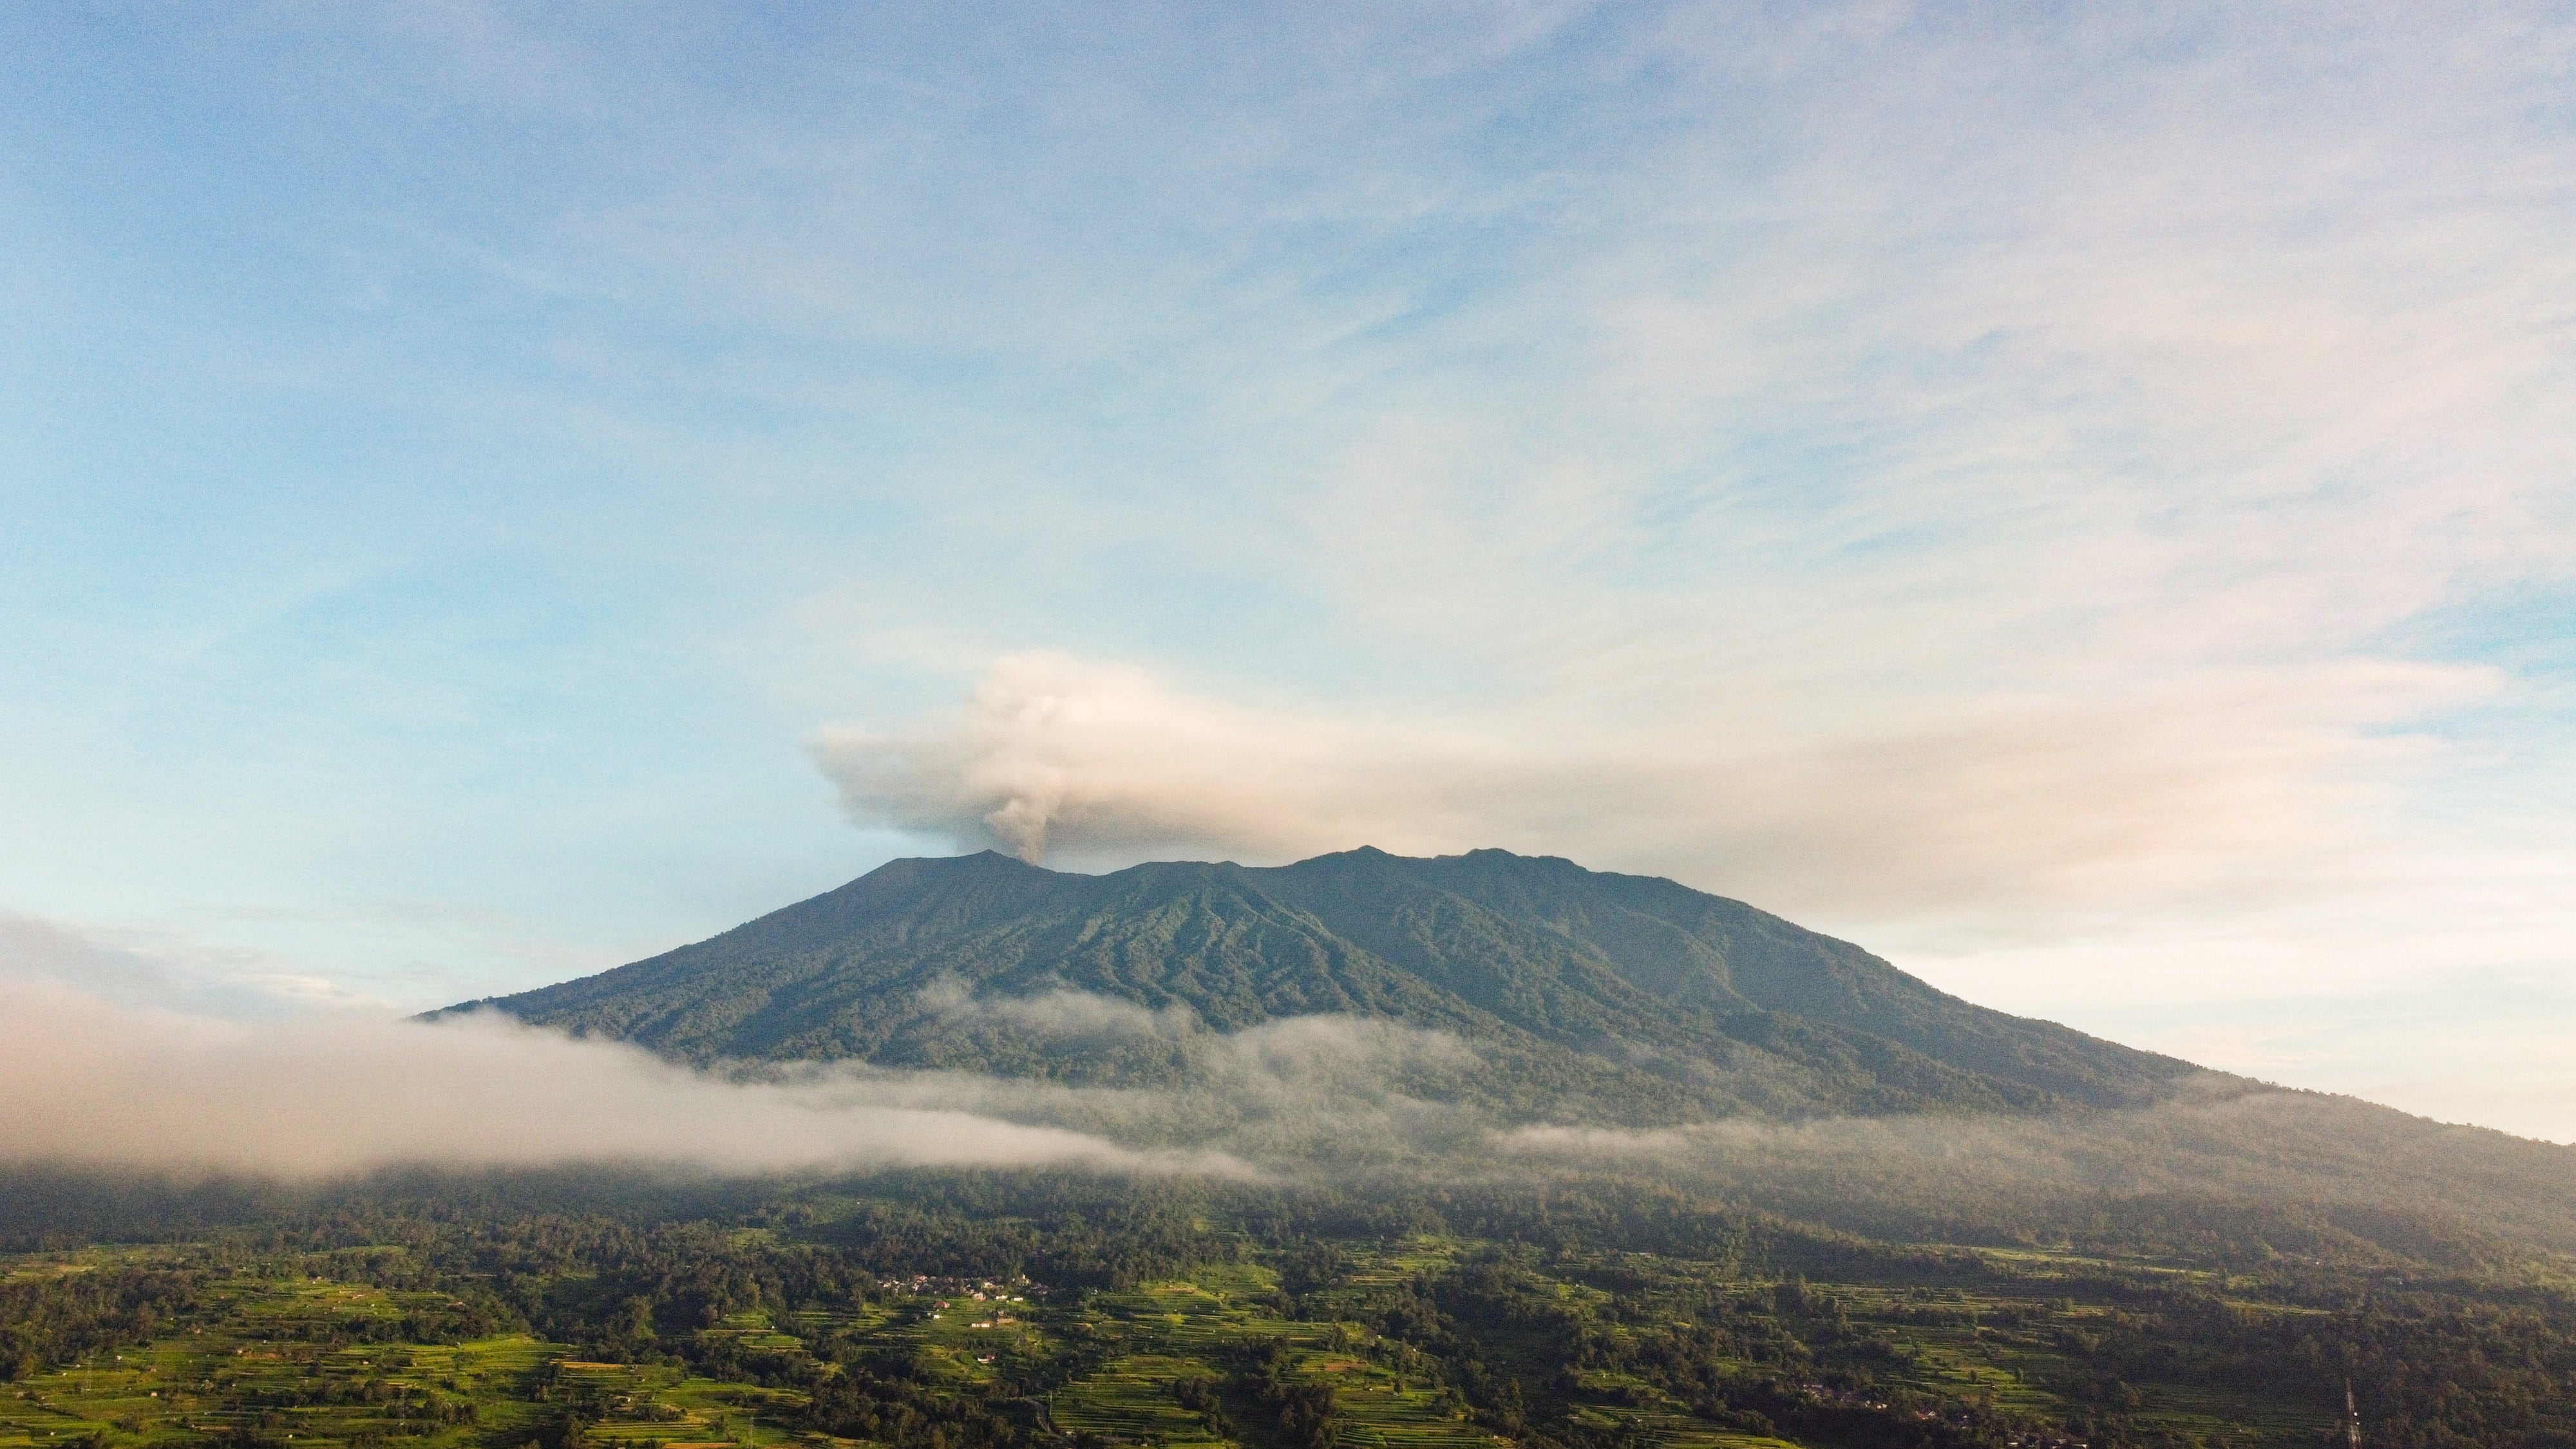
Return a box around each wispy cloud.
[918,976,1199,1041]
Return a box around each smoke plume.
[810,652,2467,920]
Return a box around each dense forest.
[5,1166,2571,1449]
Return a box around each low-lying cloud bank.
[0,920,1483,1181]
[813,1006,1492,1168]
[14,928,2574,1256]
[0,922,1497,1181]
[0,978,1214,1180]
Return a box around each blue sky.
[4,3,2573,1137]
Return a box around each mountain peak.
[460,848,2196,1119]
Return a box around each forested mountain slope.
[450,848,2195,1120]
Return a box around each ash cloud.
[810,652,2469,922]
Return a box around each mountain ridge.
[445,846,2202,1122]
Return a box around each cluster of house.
[1797,1382,2087,1449]
[875,1274,1051,1299]
[880,1275,1047,1333]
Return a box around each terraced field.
[1041,1262,1497,1449]
[1821,1268,2339,1444]
[0,1249,795,1449]
[1,1229,2386,1449]
[1,1271,553,1449]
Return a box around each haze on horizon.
[1,4,2570,1141]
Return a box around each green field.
[0,1222,2470,1449]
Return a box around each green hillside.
[447,848,2195,1121]
[8,1171,2575,1449]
